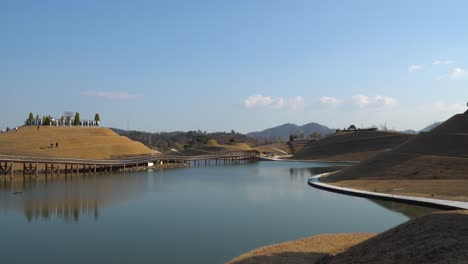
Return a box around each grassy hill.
[292,131,413,161]
[322,110,468,201]
[229,210,468,264]
[175,142,254,156]
[0,126,152,159]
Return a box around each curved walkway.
[309,173,468,210]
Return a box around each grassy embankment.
[292,130,414,162]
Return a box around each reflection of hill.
[370,199,436,219]
[0,173,148,222]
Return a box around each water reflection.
[0,172,149,222]
[371,199,436,218]
[288,166,346,182]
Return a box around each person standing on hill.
[56,142,59,148]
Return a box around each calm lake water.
[0,161,436,263]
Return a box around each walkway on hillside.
[309,174,468,210]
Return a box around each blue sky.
[1,0,468,133]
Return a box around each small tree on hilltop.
[28,112,34,125]
[43,116,51,126]
[348,124,357,130]
[74,112,81,126]
[289,134,295,142]
[94,113,100,123]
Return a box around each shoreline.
[309,173,468,210]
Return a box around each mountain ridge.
[247,122,334,141]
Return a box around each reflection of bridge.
[0,151,259,179]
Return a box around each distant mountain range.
[247,122,334,141]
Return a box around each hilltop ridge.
[247,122,334,141]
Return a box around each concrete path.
[309,173,468,210]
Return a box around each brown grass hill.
[331,210,468,264]
[322,110,468,201]
[228,210,468,264]
[292,131,413,161]
[0,126,152,159]
[254,140,313,155]
[175,142,255,156]
[255,142,293,155]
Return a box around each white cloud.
[244,94,304,110]
[432,60,455,65]
[375,95,398,106]
[450,67,468,80]
[408,64,425,71]
[82,91,143,100]
[434,101,466,112]
[353,94,398,108]
[352,94,370,108]
[319,96,343,106]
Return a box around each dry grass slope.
[331,210,468,264]
[323,110,468,201]
[227,233,374,264]
[0,126,152,159]
[228,210,468,264]
[292,131,413,161]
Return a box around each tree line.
[26,112,101,126]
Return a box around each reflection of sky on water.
[244,165,346,202]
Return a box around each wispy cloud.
[432,60,455,65]
[353,94,398,108]
[418,101,466,114]
[408,64,425,71]
[82,91,143,100]
[450,67,468,80]
[319,96,343,106]
[244,94,304,110]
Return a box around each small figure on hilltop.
[15,127,18,132]
[56,142,59,148]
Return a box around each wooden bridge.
[0,151,259,180]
